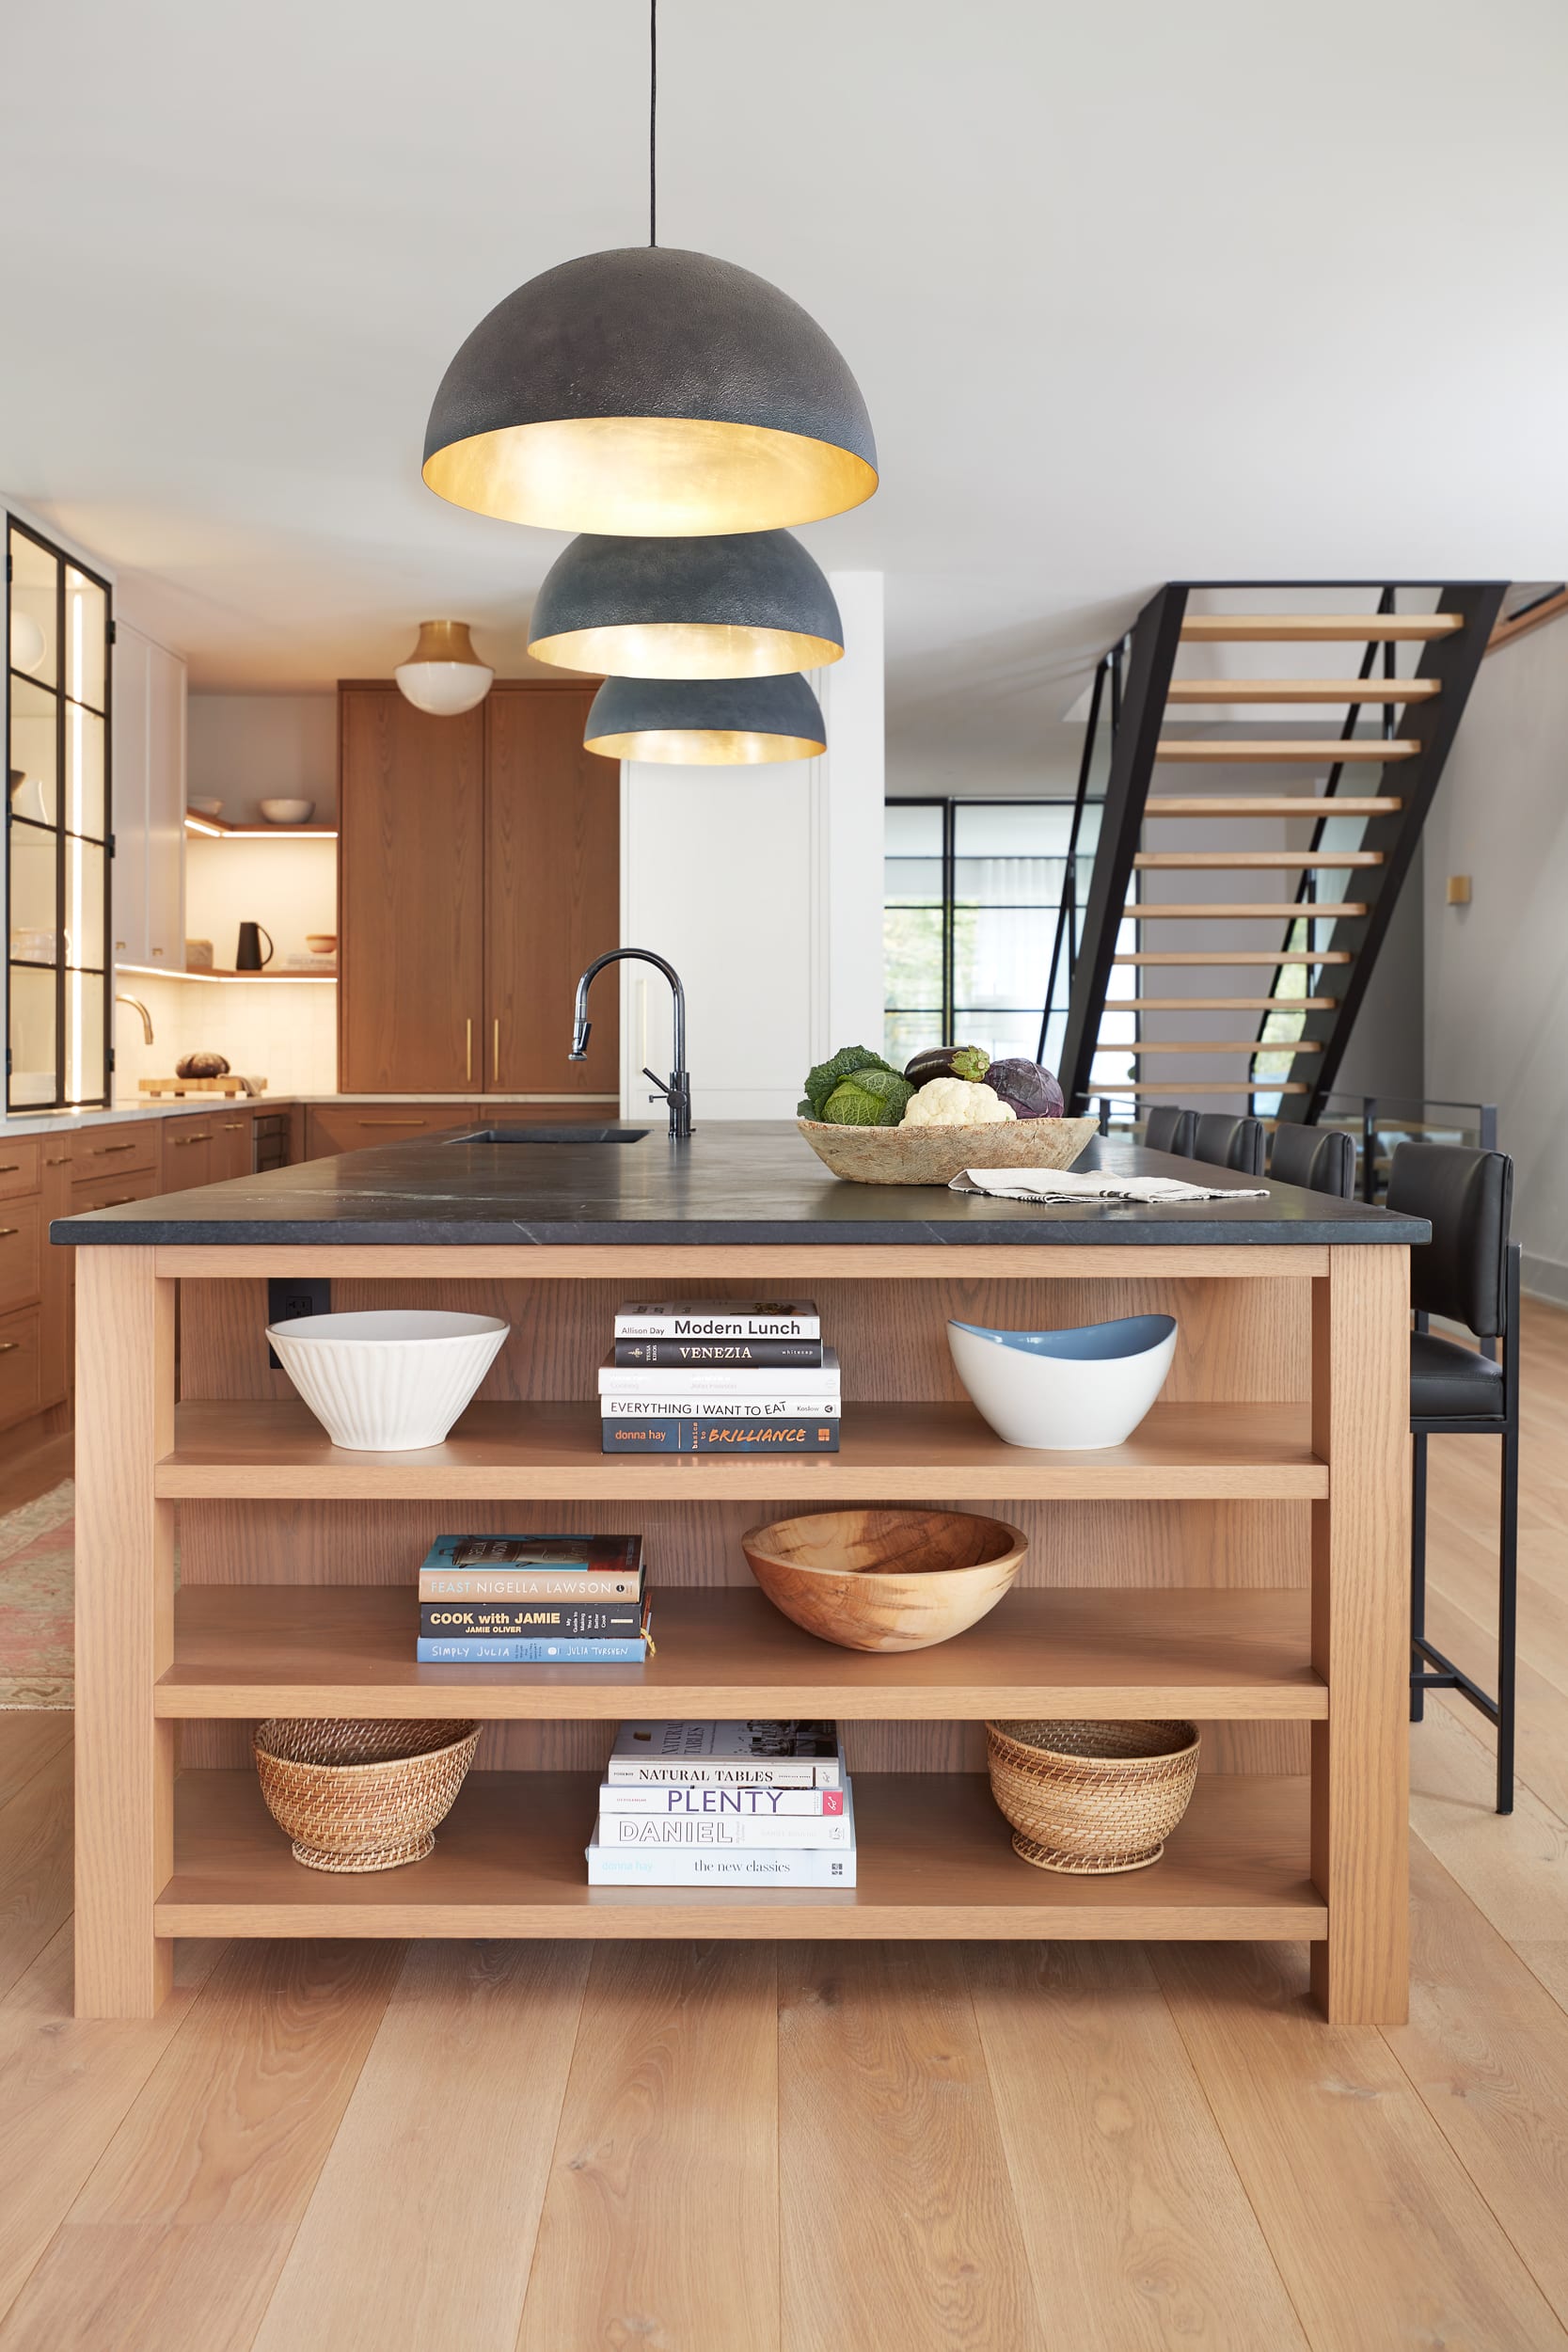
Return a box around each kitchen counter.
[1,1090,615,1141]
[52,1120,1427,1248]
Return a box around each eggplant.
[903,1044,990,1087]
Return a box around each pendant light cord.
[649,0,657,246]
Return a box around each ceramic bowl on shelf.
[189,797,224,818]
[306,932,338,955]
[740,1505,1027,1651]
[797,1115,1098,1187]
[948,1312,1177,1450]
[266,1308,509,1451]
[259,797,315,824]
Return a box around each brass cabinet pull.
[223,1120,245,1130]
[0,1228,17,1239]
[492,1017,500,1084]
[0,1342,18,1355]
[466,1017,472,1082]
[44,1156,69,1166]
[88,1142,135,1156]
[170,1134,213,1147]
[0,1164,18,1174]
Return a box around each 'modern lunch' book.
[608,1721,843,1788]
[612,1300,820,1340]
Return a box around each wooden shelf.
[156,1400,1327,1502]
[155,1769,1323,1943]
[157,1584,1326,1721]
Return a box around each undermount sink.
[443,1126,650,1145]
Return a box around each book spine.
[613,1318,821,1341]
[598,1784,846,1817]
[420,1601,643,1637]
[420,1535,642,1574]
[586,1843,856,1887]
[612,1340,825,1369]
[420,1572,643,1601]
[415,1635,649,1663]
[600,1419,840,1454]
[596,1812,851,1849]
[597,1395,840,1418]
[604,1759,840,1788]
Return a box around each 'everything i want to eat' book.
[608,1721,843,1788]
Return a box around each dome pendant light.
[584,672,826,765]
[421,6,877,537]
[393,621,495,716]
[529,530,843,679]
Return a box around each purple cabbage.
[984,1057,1065,1120]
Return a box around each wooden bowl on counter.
[740,1506,1027,1652]
[797,1115,1099,1187]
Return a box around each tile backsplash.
[112,973,338,1101]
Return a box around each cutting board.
[138,1076,268,1098]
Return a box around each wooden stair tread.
[1145,797,1402,818]
[1156,739,1418,763]
[1134,851,1383,870]
[1123,996,1334,1012]
[1128,1041,1321,1056]
[1115,950,1353,965]
[1127,902,1368,918]
[1166,677,1439,702]
[1180,614,1463,643]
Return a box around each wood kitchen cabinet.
[304,1102,480,1160]
[338,682,618,1097]
[211,1108,254,1182]
[160,1112,217,1192]
[112,621,186,974]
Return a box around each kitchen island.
[56,1122,1422,2024]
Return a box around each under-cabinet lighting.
[182,816,338,839]
[116,961,338,986]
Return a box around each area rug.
[0,1482,73,1708]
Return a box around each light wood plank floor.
[1,1305,1566,2349]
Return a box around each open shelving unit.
[72,1237,1411,2026]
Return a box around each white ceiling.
[5,0,1566,789]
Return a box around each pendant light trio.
[415,1,876,763]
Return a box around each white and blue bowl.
[948,1313,1178,1450]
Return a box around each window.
[7,518,113,1108]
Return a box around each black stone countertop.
[50,1120,1429,1249]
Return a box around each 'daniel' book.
[419,1533,643,1602]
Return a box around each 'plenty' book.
[608,1721,842,1788]
[598,1783,845,1818]
[613,1300,819,1340]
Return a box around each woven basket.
[253,1717,481,1872]
[985,1718,1200,1875]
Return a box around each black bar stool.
[1192,1112,1265,1177]
[1144,1105,1196,1157]
[1386,1141,1519,1814]
[1268,1122,1356,1199]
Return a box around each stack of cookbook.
[414,1533,652,1663]
[599,1299,840,1454]
[587,1719,855,1885]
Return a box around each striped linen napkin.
[949,1168,1270,1204]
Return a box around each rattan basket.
[985,1718,1200,1874]
[253,1717,481,1872]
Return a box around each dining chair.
[1268,1122,1356,1199]
[1191,1112,1265,1177]
[1144,1105,1196,1157]
[1386,1141,1518,1814]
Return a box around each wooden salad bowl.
[797,1115,1099,1186]
[740,1506,1027,1652]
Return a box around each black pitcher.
[235,921,274,971]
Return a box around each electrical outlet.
[267,1277,330,1370]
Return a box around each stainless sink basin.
[443,1126,650,1144]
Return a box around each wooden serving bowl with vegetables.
[796,1043,1098,1186]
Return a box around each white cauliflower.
[901,1077,1019,1128]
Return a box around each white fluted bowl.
[948,1313,1178,1450]
[266,1310,509,1451]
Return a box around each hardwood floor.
[1,1306,1566,2347]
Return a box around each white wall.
[186,694,337,824]
[1424,620,1568,1297]
[619,574,885,1121]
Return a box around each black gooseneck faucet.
[570,948,692,1141]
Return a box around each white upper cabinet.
[112,621,185,969]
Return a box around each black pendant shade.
[529,530,843,679]
[422,246,878,537]
[584,671,826,765]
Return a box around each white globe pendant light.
[393,621,495,716]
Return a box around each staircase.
[1048,583,1508,1123]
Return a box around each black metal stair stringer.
[1058,584,1189,1111]
[1266,581,1508,1122]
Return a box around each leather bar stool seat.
[1192,1112,1265,1177]
[1268,1121,1356,1200]
[1409,1329,1506,1418]
[1145,1105,1196,1157]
